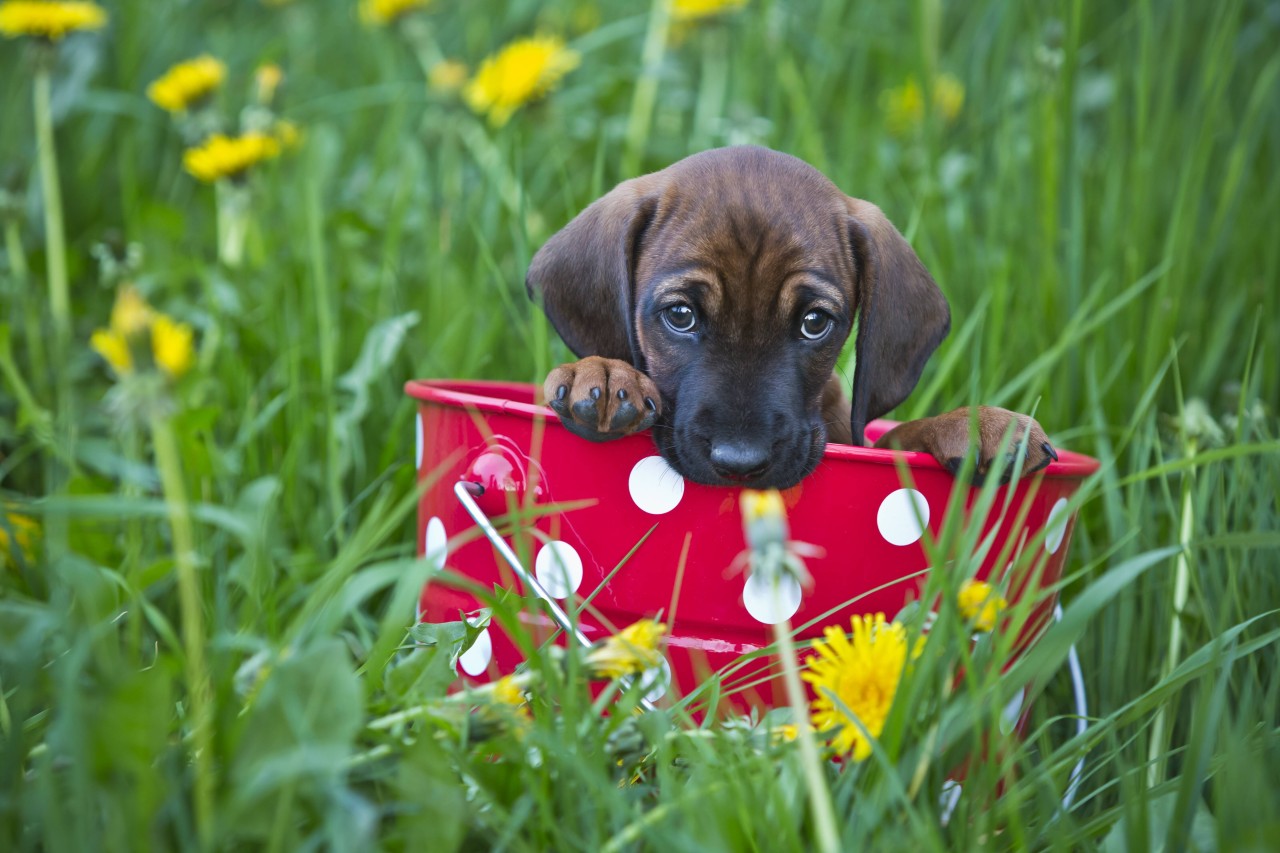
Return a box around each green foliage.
[1,0,1278,850]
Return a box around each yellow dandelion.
[957,579,1007,632]
[673,0,748,23]
[90,329,133,376]
[464,35,580,127]
[359,0,431,26]
[151,314,194,379]
[882,73,965,136]
[490,675,531,721]
[272,119,302,150]
[91,287,196,381]
[182,132,281,183]
[109,284,153,337]
[933,74,965,123]
[1,509,39,569]
[0,1,106,41]
[802,613,917,761]
[428,59,468,94]
[771,723,805,744]
[740,488,785,525]
[585,619,667,680]
[146,55,226,113]
[255,63,284,105]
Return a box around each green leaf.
[226,638,364,841]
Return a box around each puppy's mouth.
[652,412,828,490]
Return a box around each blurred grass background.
[1,0,1278,849]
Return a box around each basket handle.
[453,480,659,712]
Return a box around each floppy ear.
[526,177,658,365]
[845,198,951,446]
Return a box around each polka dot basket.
[407,379,1099,709]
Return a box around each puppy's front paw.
[542,357,661,442]
[878,407,1057,486]
[930,406,1057,486]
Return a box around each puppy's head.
[528,146,949,489]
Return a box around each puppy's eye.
[800,310,834,341]
[663,304,697,334]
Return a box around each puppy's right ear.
[526,177,658,364]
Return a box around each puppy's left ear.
[526,176,658,365]
[845,198,951,445]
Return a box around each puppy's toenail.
[1043,442,1059,462]
[556,385,568,400]
[590,387,601,401]
[616,388,628,400]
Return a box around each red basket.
[407,379,1097,711]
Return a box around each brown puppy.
[527,147,1054,489]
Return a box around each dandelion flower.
[673,0,748,23]
[254,63,284,105]
[151,314,195,379]
[958,579,1007,632]
[488,675,531,723]
[91,287,196,382]
[802,613,917,761]
[272,120,302,150]
[359,0,431,26]
[933,74,965,122]
[428,59,468,94]
[1,509,39,569]
[740,488,785,525]
[147,55,226,113]
[109,284,153,337]
[882,73,965,136]
[90,329,133,376]
[771,723,805,744]
[182,132,281,183]
[464,35,579,127]
[585,619,666,680]
[0,1,106,41]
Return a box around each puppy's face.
[528,147,949,490]
[632,171,857,488]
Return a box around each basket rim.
[405,378,1101,479]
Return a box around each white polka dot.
[877,488,930,546]
[414,412,424,470]
[637,658,671,703]
[628,456,685,515]
[742,572,802,624]
[1045,498,1070,554]
[939,780,963,826]
[1001,687,1026,734]
[459,627,492,676]
[534,540,584,599]
[424,516,447,567]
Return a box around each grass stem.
[774,615,840,853]
[149,411,215,847]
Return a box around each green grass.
[2,0,1278,849]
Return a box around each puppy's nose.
[709,440,771,481]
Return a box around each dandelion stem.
[774,614,841,853]
[33,53,75,554]
[1147,435,1197,787]
[33,59,70,370]
[215,180,249,269]
[149,411,215,846]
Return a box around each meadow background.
[1,0,1278,849]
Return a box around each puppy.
[527,146,1054,490]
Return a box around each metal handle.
[453,480,658,712]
